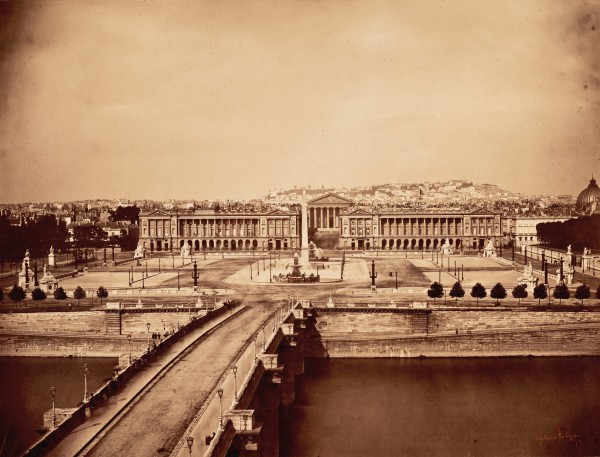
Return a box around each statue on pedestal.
[440,239,453,256]
[180,242,191,258]
[556,249,575,285]
[48,246,56,267]
[133,242,146,259]
[18,250,31,289]
[39,265,59,292]
[517,261,538,290]
[483,239,497,258]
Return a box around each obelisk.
[300,190,309,264]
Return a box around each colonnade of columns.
[309,206,342,229]
[178,218,260,238]
[378,217,463,237]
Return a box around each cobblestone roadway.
[85,303,273,457]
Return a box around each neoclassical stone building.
[138,193,501,252]
[139,209,300,252]
[339,209,501,251]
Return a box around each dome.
[576,177,600,215]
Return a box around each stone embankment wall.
[0,308,209,356]
[314,310,413,335]
[429,310,600,334]
[309,307,600,358]
[309,326,600,358]
[0,333,148,357]
[0,311,105,334]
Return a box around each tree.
[8,285,26,306]
[31,287,47,308]
[511,284,528,305]
[73,286,86,306]
[449,281,465,304]
[533,283,548,305]
[427,282,444,303]
[73,225,108,248]
[109,205,140,224]
[0,288,3,301]
[96,286,109,305]
[470,283,487,305]
[597,285,600,299]
[574,283,591,305]
[53,287,67,305]
[490,283,507,305]
[553,283,570,304]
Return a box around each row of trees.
[1,285,109,307]
[0,214,69,262]
[537,214,600,251]
[427,281,600,305]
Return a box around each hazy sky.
[0,0,598,203]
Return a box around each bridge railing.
[171,304,291,457]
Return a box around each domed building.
[576,176,600,215]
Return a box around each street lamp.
[50,386,57,429]
[232,365,238,402]
[186,436,194,456]
[146,322,151,351]
[83,363,90,402]
[127,333,132,364]
[217,388,224,431]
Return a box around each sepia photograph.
[0,1,599,456]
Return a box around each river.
[0,356,118,456]
[281,357,600,457]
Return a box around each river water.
[281,357,600,457]
[0,357,117,456]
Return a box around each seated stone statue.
[180,243,191,257]
[133,242,145,259]
[483,239,497,258]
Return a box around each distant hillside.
[263,180,518,203]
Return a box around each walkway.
[47,306,248,457]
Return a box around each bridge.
[8,252,600,456]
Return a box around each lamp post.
[233,365,238,402]
[50,386,57,429]
[177,272,180,290]
[217,388,224,431]
[192,260,199,288]
[146,322,151,351]
[269,252,272,283]
[83,363,90,402]
[127,333,132,364]
[395,271,398,290]
[186,436,194,456]
[250,262,253,280]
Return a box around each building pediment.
[346,208,373,216]
[142,210,171,217]
[468,208,496,216]
[266,209,291,216]
[308,192,354,206]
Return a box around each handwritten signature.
[533,426,582,446]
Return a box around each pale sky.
[0,0,598,203]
